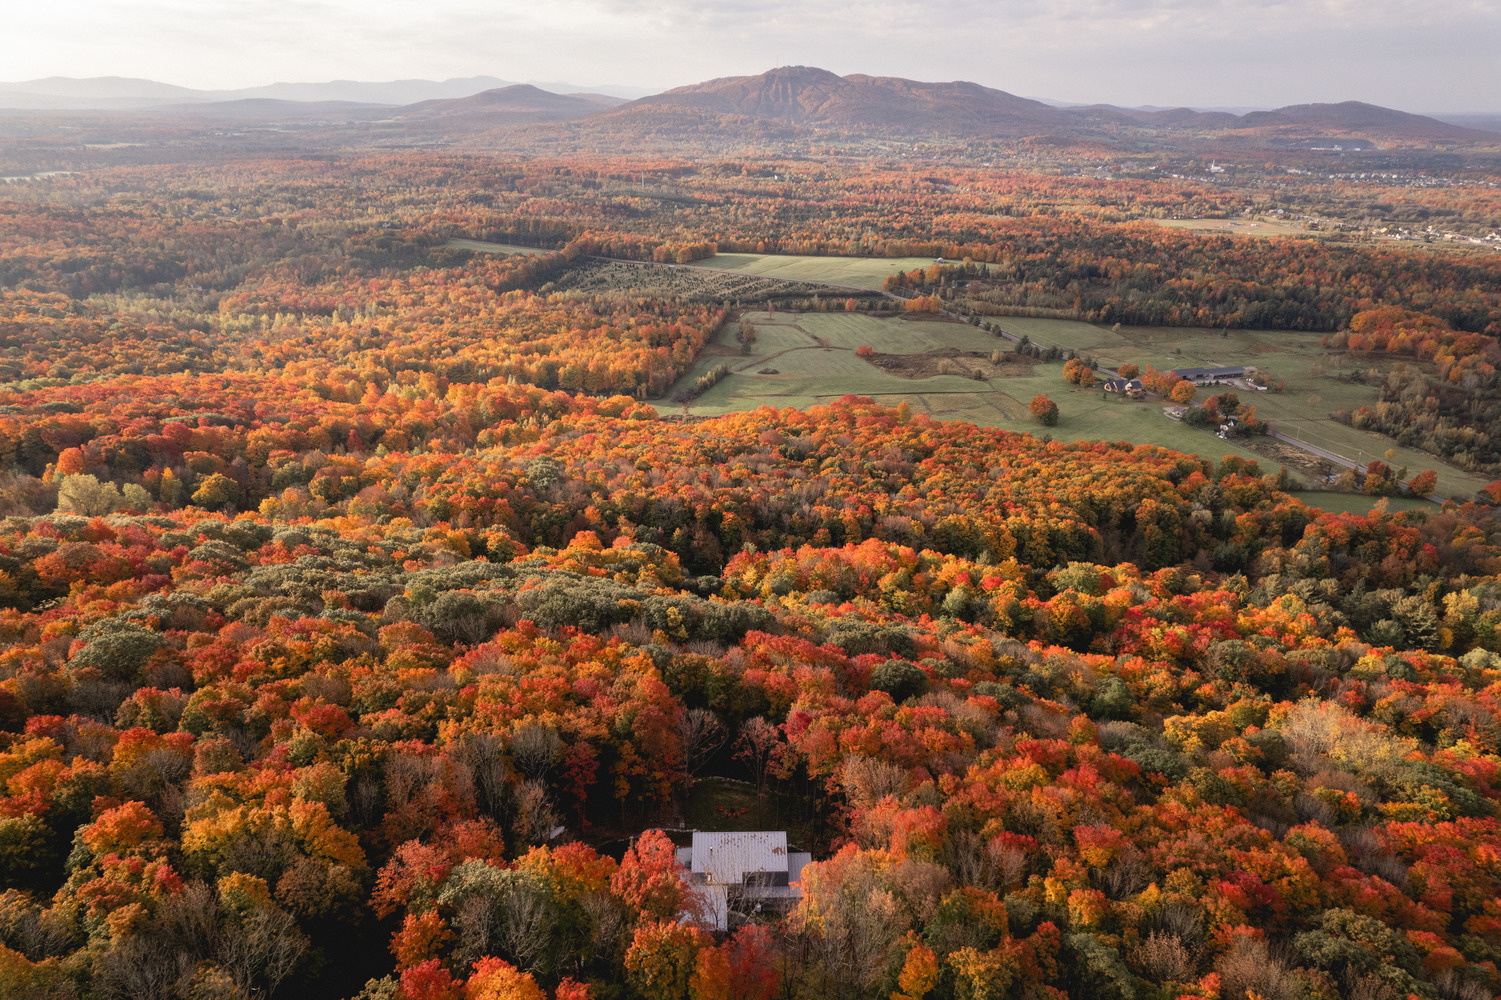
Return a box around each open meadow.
[664,310,1272,464]
[662,306,1490,502]
[690,251,939,289]
[446,238,549,255]
[1155,217,1311,237]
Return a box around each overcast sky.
[4,0,1496,112]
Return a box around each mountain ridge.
[1,67,1493,148]
[606,67,1490,145]
[0,74,651,110]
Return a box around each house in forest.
[676,831,811,931]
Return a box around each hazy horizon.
[3,0,1497,114]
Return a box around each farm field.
[1156,217,1311,237]
[446,238,549,255]
[690,252,938,289]
[665,309,1490,499]
[991,317,1491,498]
[554,257,832,304]
[669,312,989,412]
[663,310,1273,468]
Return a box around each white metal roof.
[689,831,788,885]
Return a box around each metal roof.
[688,831,789,885]
[1171,366,1245,379]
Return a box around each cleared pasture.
[983,318,1488,498]
[447,239,549,255]
[660,310,1490,500]
[1156,218,1310,238]
[662,311,996,414]
[690,252,938,289]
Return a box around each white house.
[675,831,811,931]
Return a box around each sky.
[3,0,1497,113]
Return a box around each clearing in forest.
[690,252,941,290]
[665,310,1492,502]
[446,238,550,256]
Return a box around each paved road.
[1269,430,1445,505]
[1268,431,1361,471]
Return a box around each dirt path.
[731,344,849,373]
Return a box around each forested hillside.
[0,150,1498,1000]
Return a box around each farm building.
[1168,366,1249,384]
[676,831,811,931]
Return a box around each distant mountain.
[1435,113,1501,135]
[598,68,1495,149]
[225,77,519,106]
[1232,101,1489,143]
[1032,96,1268,116]
[613,66,1099,138]
[0,75,646,111]
[0,76,206,110]
[390,85,624,130]
[398,85,624,123]
[2,68,1492,153]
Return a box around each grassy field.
[661,310,1271,468]
[691,253,938,290]
[673,312,987,412]
[447,239,549,255]
[660,310,1491,500]
[1156,218,1310,238]
[553,258,830,304]
[1293,492,1435,515]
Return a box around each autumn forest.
[0,115,1499,1000]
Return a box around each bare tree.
[580,890,630,964]
[511,723,563,781]
[512,778,560,846]
[945,828,1027,891]
[734,717,784,794]
[681,708,727,790]
[840,754,908,807]
[814,885,906,1000]
[1129,931,1199,985]
[494,876,556,974]
[451,730,510,819]
[453,893,497,967]
[217,906,309,999]
[92,933,197,1000]
[1214,935,1300,1000]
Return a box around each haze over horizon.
[3,0,1496,114]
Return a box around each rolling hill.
[400,85,624,122]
